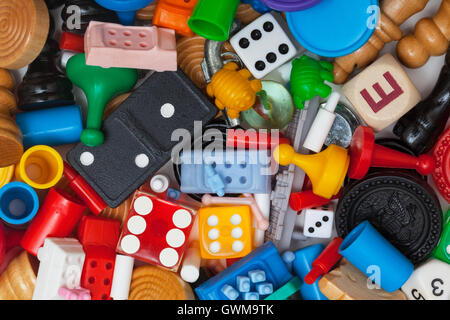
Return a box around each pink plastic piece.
[58,287,91,300]
[85,21,177,71]
[201,194,270,231]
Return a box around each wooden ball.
[0,69,15,90]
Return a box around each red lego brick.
[59,31,85,53]
[77,215,120,249]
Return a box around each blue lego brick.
[248,270,266,283]
[241,0,272,13]
[205,165,225,196]
[195,241,292,300]
[180,149,272,194]
[221,284,239,300]
[236,276,251,293]
[256,282,273,295]
[244,292,260,300]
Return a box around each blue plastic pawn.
[205,164,225,196]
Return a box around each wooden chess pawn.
[397,0,450,68]
[136,2,157,21]
[0,251,38,300]
[0,68,23,168]
[333,0,429,84]
[17,39,75,111]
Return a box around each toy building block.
[226,128,290,149]
[342,54,421,132]
[60,32,85,53]
[195,241,292,300]
[66,53,138,147]
[303,206,334,239]
[318,258,407,300]
[21,188,86,257]
[348,126,436,180]
[0,0,50,70]
[305,237,343,285]
[432,210,450,264]
[67,69,217,208]
[180,149,272,195]
[273,143,349,199]
[332,0,430,84]
[397,0,450,68]
[290,55,334,110]
[33,238,85,300]
[207,62,262,119]
[230,13,299,79]
[95,0,154,26]
[117,191,195,271]
[432,128,450,202]
[85,22,177,71]
[110,254,134,300]
[401,258,450,300]
[394,49,450,154]
[198,205,253,259]
[153,0,198,37]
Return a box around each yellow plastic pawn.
[273,144,349,199]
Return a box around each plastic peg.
[303,92,340,153]
[304,237,343,285]
[204,165,225,197]
[110,255,134,300]
[289,190,333,212]
[150,174,170,194]
[94,0,154,26]
[66,53,138,147]
[226,129,290,149]
[348,125,436,180]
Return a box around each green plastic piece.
[432,209,450,264]
[66,54,138,147]
[264,276,302,300]
[188,0,240,41]
[290,55,334,110]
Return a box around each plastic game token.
[285,0,380,57]
[335,171,443,265]
[432,128,450,203]
[259,0,323,12]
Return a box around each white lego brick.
[33,238,85,300]
[303,205,334,239]
[401,258,450,300]
[230,12,299,79]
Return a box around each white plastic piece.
[110,254,135,300]
[253,193,271,247]
[33,238,85,300]
[303,206,334,239]
[230,12,299,79]
[303,92,340,153]
[401,258,450,300]
[180,244,202,283]
[150,174,170,194]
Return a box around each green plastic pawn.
[432,209,449,264]
[290,55,334,110]
[66,54,138,147]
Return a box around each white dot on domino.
[80,152,94,166]
[207,215,219,227]
[172,209,192,229]
[209,241,221,254]
[230,214,241,225]
[166,229,185,248]
[208,228,219,240]
[127,216,147,235]
[135,154,149,168]
[133,196,153,215]
[160,103,175,118]
[159,248,179,267]
[232,240,244,253]
[120,235,140,254]
[231,227,243,239]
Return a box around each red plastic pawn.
[64,161,107,215]
[304,237,343,285]
[348,126,436,180]
[59,32,85,53]
[289,189,342,212]
[226,129,290,149]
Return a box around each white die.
[401,258,450,300]
[230,12,299,79]
[33,238,85,300]
[303,206,334,239]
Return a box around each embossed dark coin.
[335,171,443,265]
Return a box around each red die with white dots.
[117,191,195,271]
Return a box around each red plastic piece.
[0,223,5,267]
[225,257,241,267]
[289,190,333,212]
[77,216,120,248]
[21,188,86,256]
[226,129,290,149]
[64,161,107,215]
[348,126,436,179]
[153,0,198,37]
[432,127,450,202]
[304,237,343,285]
[4,227,25,253]
[59,31,85,53]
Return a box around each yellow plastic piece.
[273,144,349,199]
[15,145,63,189]
[0,164,14,188]
[198,205,253,259]
[206,62,262,119]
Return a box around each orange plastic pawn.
[273,144,349,199]
[153,0,198,37]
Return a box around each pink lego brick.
[58,287,91,300]
[85,21,177,72]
